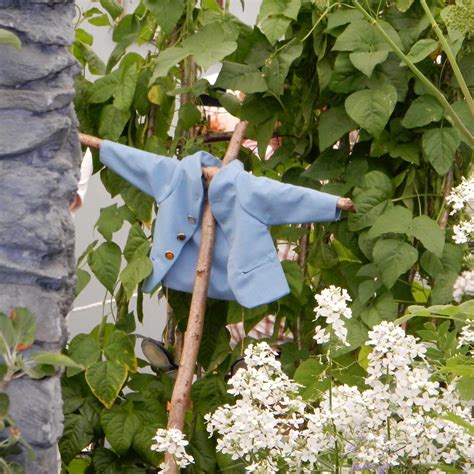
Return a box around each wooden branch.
[79,132,103,149]
[164,121,247,473]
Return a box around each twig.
[164,121,247,473]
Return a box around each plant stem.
[419,0,474,115]
[352,1,473,147]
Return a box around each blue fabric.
[100,140,341,308]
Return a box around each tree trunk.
[0,0,79,471]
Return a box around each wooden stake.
[164,121,247,473]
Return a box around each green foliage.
[68,0,472,469]
[0,308,81,470]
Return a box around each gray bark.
[0,0,79,472]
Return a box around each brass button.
[177,233,186,241]
[164,251,174,260]
[187,215,196,224]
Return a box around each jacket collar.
[180,151,222,204]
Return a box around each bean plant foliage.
[65,0,473,472]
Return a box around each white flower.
[151,428,194,470]
[452,219,474,244]
[458,319,474,348]
[314,286,352,345]
[453,271,474,302]
[447,175,474,215]
[313,325,330,344]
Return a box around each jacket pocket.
[240,255,274,274]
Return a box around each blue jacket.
[100,141,341,308]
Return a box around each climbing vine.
[62,0,473,471]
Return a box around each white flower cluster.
[206,324,474,473]
[205,342,307,473]
[447,175,474,215]
[453,270,474,302]
[458,319,474,350]
[313,285,352,346]
[447,174,474,244]
[151,428,194,472]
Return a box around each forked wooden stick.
[164,121,247,473]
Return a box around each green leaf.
[113,64,139,112]
[120,183,154,224]
[402,95,445,128]
[119,256,153,300]
[329,53,368,94]
[456,377,474,402]
[103,330,137,372]
[123,224,150,262]
[88,14,111,26]
[144,0,184,34]
[348,171,393,231]
[96,203,123,242]
[179,103,202,129]
[101,402,141,455]
[59,414,95,464]
[358,345,372,370]
[431,270,458,304]
[326,8,364,30]
[0,393,9,417]
[10,307,36,350]
[100,0,123,19]
[0,28,21,49]
[422,128,461,176]
[79,42,106,75]
[282,260,303,296]
[395,0,414,12]
[258,0,300,21]
[75,268,91,297]
[68,333,101,367]
[405,38,438,64]
[389,142,420,164]
[89,71,119,104]
[88,242,122,293]
[407,215,445,257]
[91,448,118,473]
[368,206,412,239]
[303,149,345,181]
[86,360,128,408]
[264,43,303,95]
[99,104,131,141]
[28,352,84,369]
[67,459,92,474]
[152,46,188,78]
[318,106,357,151]
[0,313,14,352]
[183,23,238,71]
[349,51,389,77]
[361,293,398,328]
[258,15,291,45]
[373,239,418,288]
[345,84,398,137]
[293,359,328,401]
[333,19,401,53]
[215,61,268,94]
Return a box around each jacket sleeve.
[100,140,179,202]
[237,172,341,225]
